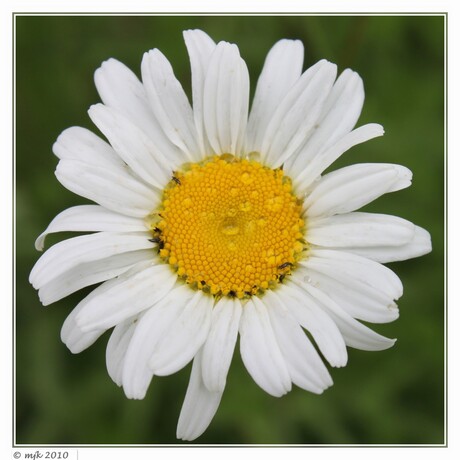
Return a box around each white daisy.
[30,29,432,441]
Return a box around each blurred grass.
[15,15,444,445]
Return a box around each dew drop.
[221,225,240,236]
[240,172,254,184]
[200,211,217,223]
[220,217,240,236]
[265,195,283,212]
[247,151,261,162]
[239,201,252,212]
[182,197,193,208]
[230,258,238,266]
[228,242,237,251]
[245,220,256,233]
[257,218,267,227]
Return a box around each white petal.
[300,250,402,323]
[35,205,147,251]
[37,249,152,306]
[203,42,249,156]
[263,290,333,393]
[88,103,172,187]
[301,268,399,324]
[239,296,291,397]
[307,212,415,249]
[121,284,192,399]
[106,315,139,386]
[286,69,366,176]
[183,29,217,156]
[177,348,223,441]
[306,248,403,298]
[53,126,124,168]
[94,58,155,132]
[292,124,384,192]
[278,281,348,368]
[245,39,304,153]
[141,49,199,160]
[75,260,176,332]
[201,297,242,392]
[304,163,412,217]
[54,128,157,216]
[262,60,337,167]
[30,232,154,289]
[55,159,159,218]
[60,302,105,354]
[301,283,396,351]
[333,225,433,263]
[149,291,213,376]
[94,58,184,164]
[314,68,365,149]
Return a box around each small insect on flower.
[30,29,432,442]
[278,262,294,270]
[172,173,182,186]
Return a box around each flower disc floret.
[150,155,306,298]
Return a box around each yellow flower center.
[148,155,306,299]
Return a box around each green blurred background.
[16,15,445,445]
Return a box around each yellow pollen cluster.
[150,155,306,298]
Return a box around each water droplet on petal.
[247,151,261,162]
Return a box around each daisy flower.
[29,29,432,441]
